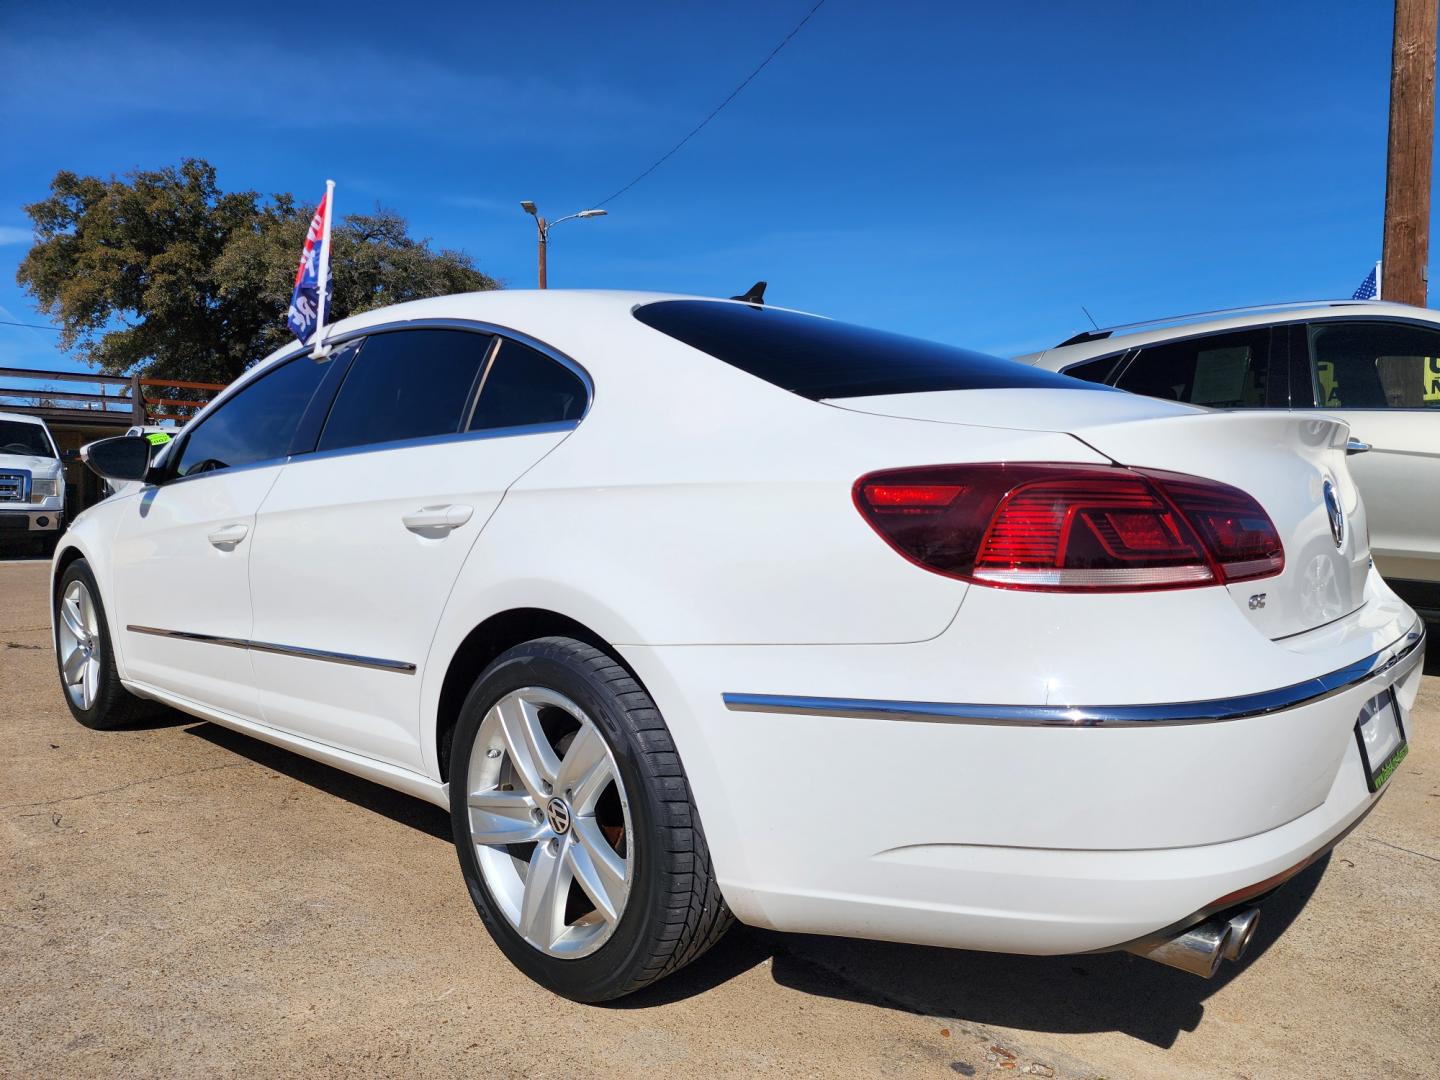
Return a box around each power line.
[0,319,62,331]
[593,0,829,208]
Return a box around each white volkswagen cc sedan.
[59,290,1424,1000]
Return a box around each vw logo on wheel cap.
[1323,479,1344,549]
[545,796,572,835]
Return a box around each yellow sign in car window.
[144,432,172,447]
[1426,357,1440,402]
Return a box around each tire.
[449,636,732,1002]
[54,558,158,729]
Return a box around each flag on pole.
[1352,260,1381,300]
[287,180,336,352]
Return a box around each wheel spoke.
[467,789,548,847]
[568,822,627,923]
[81,657,99,709]
[517,841,570,949]
[554,723,613,812]
[61,646,86,684]
[78,588,99,637]
[494,694,560,799]
[60,600,86,642]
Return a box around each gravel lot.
[2,557,1437,1079]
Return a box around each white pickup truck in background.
[0,411,66,556]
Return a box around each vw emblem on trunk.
[545,796,571,835]
[1322,479,1344,549]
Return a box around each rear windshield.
[634,300,1098,400]
[0,419,55,457]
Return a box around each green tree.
[17,159,499,385]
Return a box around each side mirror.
[81,435,153,483]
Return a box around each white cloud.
[0,226,32,246]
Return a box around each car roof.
[1018,299,1440,370]
[0,410,49,426]
[193,289,832,422]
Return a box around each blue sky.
[0,0,1424,378]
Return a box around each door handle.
[208,523,249,547]
[402,504,474,533]
[1346,438,1372,455]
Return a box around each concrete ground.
[2,556,1437,1080]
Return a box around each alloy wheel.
[465,687,633,958]
[57,579,102,711]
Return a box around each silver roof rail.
[1057,299,1394,347]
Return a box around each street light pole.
[520,202,607,288]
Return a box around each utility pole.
[536,215,548,289]
[1382,0,1438,305]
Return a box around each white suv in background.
[0,411,65,555]
[1021,300,1440,621]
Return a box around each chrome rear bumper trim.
[723,621,1424,727]
[126,625,416,674]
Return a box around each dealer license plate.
[1356,688,1408,793]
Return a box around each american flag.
[1352,262,1379,300]
[287,181,335,346]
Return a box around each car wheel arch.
[433,607,652,784]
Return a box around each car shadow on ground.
[618,856,1330,1049]
[180,717,1332,1049]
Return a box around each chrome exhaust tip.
[1129,918,1230,978]
[1127,906,1261,977]
[1222,907,1260,962]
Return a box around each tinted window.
[634,300,1094,400]
[1060,353,1127,386]
[468,340,587,431]
[0,420,55,457]
[173,356,330,477]
[1309,321,1440,409]
[318,329,493,452]
[1114,329,1271,407]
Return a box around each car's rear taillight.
[853,463,1283,592]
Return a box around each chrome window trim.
[157,318,591,488]
[126,624,415,674]
[723,622,1424,728]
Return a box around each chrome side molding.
[126,625,416,674]
[723,621,1424,728]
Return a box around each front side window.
[0,420,56,457]
[468,339,587,432]
[1308,321,1440,409]
[172,355,331,477]
[317,329,493,453]
[1114,329,1272,407]
[634,300,1091,400]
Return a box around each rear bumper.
[0,509,63,533]
[622,582,1424,956]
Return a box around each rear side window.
[468,339,588,432]
[318,329,493,453]
[1060,353,1128,386]
[634,300,1093,400]
[173,356,330,477]
[1114,329,1272,407]
[1308,321,1440,409]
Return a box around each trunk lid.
[830,389,1370,639]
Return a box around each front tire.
[449,636,731,1002]
[54,558,157,729]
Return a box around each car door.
[1300,319,1440,590]
[247,326,589,771]
[109,350,341,718]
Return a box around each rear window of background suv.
[633,300,1099,401]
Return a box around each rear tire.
[54,558,159,729]
[449,636,731,1002]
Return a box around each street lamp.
[521,202,608,288]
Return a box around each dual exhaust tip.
[1128,907,1261,978]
